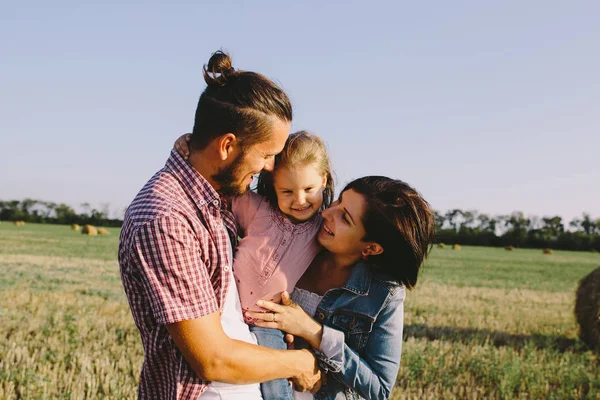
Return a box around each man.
[119,50,321,399]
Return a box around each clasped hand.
[247,291,321,345]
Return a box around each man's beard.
[212,153,251,197]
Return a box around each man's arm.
[166,312,321,390]
[132,216,321,391]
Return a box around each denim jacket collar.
[341,261,372,296]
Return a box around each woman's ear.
[362,243,384,258]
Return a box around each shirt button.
[213,200,219,206]
[223,265,230,272]
[317,312,325,321]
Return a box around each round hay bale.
[14,220,25,226]
[71,224,81,231]
[543,248,552,255]
[575,266,600,351]
[97,228,109,235]
[437,243,445,249]
[81,225,98,236]
[452,244,461,250]
[505,245,514,251]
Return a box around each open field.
[1,223,599,399]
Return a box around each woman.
[248,176,435,399]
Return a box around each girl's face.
[273,163,327,223]
[317,189,370,259]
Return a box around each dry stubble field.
[1,223,599,399]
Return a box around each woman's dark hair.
[343,176,435,289]
[256,131,334,210]
[190,50,292,151]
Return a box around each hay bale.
[452,244,461,250]
[437,243,445,249]
[13,220,25,226]
[543,248,553,255]
[81,225,98,236]
[97,228,109,235]
[71,224,81,231]
[575,266,600,351]
[505,245,514,251]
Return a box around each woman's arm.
[318,288,405,400]
[250,288,405,400]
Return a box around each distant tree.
[80,202,92,217]
[433,210,445,231]
[502,212,529,245]
[54,203,78,224]
[542,215,564,239]
[445,209,464,232]
[20,198,39,217]
[571,213,597,235]
[461,210,478,230]
[477,214,497,234]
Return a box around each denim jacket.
[311,261,405,400]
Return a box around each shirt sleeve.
[316,325,345,370]
[132,215,219,325]
[315,287,405,400]
[231,191,265,235]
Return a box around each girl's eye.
[283,190,292,194]
[342,214,350,224]
[305,187,314,192]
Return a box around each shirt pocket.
[330,312,374,351]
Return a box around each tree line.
[0,199,122,227]
[436,210,600,252]
[2,199,600,252]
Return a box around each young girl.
[175,130,334,399]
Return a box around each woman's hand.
[174,133,191,159]
[247,291,324,349]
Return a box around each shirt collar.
[341,261,372,295]
[164,149,221,208]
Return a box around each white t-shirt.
[202,233,262,399]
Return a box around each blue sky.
[1,1,598,222]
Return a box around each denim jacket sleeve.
[316,286,405,400]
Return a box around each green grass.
[1,223,599,399]
[422,246,599,292]
[0,223,119,260]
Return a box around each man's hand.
[291,349,322,393]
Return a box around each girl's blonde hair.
[256,131,334,210]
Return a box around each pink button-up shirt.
[231,191,323,323]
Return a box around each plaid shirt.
[119,149,238,399]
